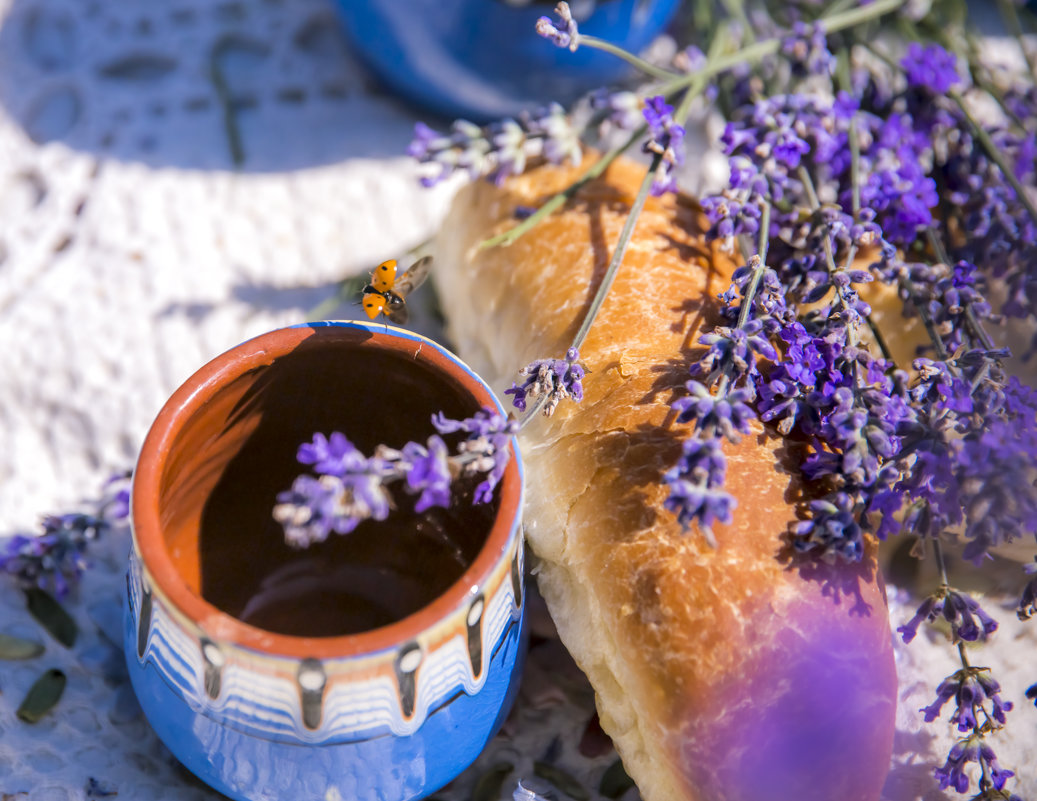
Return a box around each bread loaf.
[433,156,897,801]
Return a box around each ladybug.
[361,257,431,325]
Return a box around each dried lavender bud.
[701,194,763,249]
[505,348,585,416]
[408,106,581,188]
[589,89,642,132]
[433,408,518,504]
[641,95,685,195]
[793,492,865,563]
[662,437,735,547]
[696,320,777,382]
[536,1,579,52]
[671,380,755,443]
[781,21,834,77]
[673,44,706,74]
[274,470,392,548]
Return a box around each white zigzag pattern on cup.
[129,541,522,743]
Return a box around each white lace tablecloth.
[0,1,1034,799]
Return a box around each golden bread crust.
[434,155,896,801]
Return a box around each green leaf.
[471,762,513,801]
[533,762,589,801]
[24,588,77,648]
[0,633,45,660]
[598,759,635,799]
[17,668,66,723]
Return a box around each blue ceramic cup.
[335,0,682,120]
[125,322,526,801]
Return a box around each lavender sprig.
[0,473,130,597]
[430,409,519,503]
[408,106,581,188]
[536,2,579,52]
[663,247,773,545]
[641,96,686,196]
[537,2,678,81]
[274,410,517,548]
[935,735,1017,796]
[921,666,1013,732]
[898,584,1000,645]
[505,348,585,417]
[782,21,836,77]
[469,0,904,251]
[897,528,1023,798]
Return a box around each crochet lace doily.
[0,0,1033,799]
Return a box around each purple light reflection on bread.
[676,561,897,801]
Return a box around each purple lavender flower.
[673,44,707,74]
[901,42,962,94]
[663,437,735,546]
[934,736,1014,795]
[855,153,938,245]
[275,434,392,548]
[282,433,400,545]
[0,514,109,597]
[276,411,520,545]
[934,738,977,794]
[671,380,755,443]
[298,431,364,476]
[407,119,487,187]
[781,22,834,77]
[408,107,580,188]
[920,667,1013,732]
[719,262,789,329]
[273,474,352,548]
[956,408,1037,563]
[102,471,132,521]
[400,436,453,513]
[589,90,642,132]
[505,348,585,416]
[696,320,777,382]
[897,585,999,644]
[701,194,764,248]
[641,95,685,196]
[793,492,864,563]
[536,2,578,52]
[433,408,518,504]
[526,103,582,166]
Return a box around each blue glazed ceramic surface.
[124,550,528,801]
[334,0,682,120]
[125,322,526,801]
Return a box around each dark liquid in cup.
[188,336,500,638]
[203,479,493,637]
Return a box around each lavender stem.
[479,126,645,250]
[578,35,679,81]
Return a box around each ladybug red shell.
[361,257,431,325]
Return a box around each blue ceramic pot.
[335,0,681,120]
[125,322,526,801]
